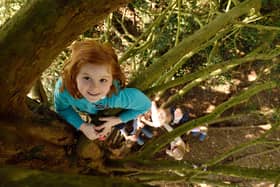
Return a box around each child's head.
[61,40,126,101]
[166,144,185,160]
[171,145,185,160]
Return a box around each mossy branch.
[154,25,233,87]
[0,166,150,187]
[137,81,278,158]
[162,51,280,107]
[174,0,182,46]
[235,22,280,31]
[107,159,280,183]
[205,116,280,167]
[209,165,280,182]
[146,46,280,96]
[190,177,238,187]
[129,0,262,90]
[119,1,176,63]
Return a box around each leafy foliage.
[0,0,26,25]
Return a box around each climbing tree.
[0,0,280,186]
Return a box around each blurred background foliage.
[1,0,279,105]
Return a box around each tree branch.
[137,81,278,158]
[129,0,262,90]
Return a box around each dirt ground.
[139,66,280,186]
[176,86,280,169]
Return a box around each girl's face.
[76,63,113,102]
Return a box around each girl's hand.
[94,116,122,137]
[79,123,99,140]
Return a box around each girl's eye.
[100,79,107,83]
[83,76,90,80]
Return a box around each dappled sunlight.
[260,106,275,115]
[245,133,257,139]
[244,123,271,139]
[252,182,274,187]
[179,89,185,95]
[210,69,222,76]
[263,67,272,74]
[200,85,206,90]
[0,1,25,26]
[191,98,198,102]
[247,70,257,81]
[186,103,194,109]
[205,104,216,113]
[210,82,231,94]
[273,97,279,102]
[198,184,212,187]
[258,124,272,131]
[231,78,241,86]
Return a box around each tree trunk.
[0,0,131,173]
[0,0,130,118]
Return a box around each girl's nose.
[89,80,98,90]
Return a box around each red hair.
[60,40,126,98]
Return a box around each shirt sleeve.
[109,88,151,123]
[53,80,84,129]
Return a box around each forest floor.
[133,65,280,186]
[170,86,280,169]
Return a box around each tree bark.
[0,166,151,187]
[0,0,131,174]
[107,159,280,184]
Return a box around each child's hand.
[126,134,138,142]
[151,101,170,127]
[137,117,146,129]
[94,116,122,137]
[79,123,99,140]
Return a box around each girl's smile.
[87,91,100,96]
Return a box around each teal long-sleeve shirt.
[54,79,151,129]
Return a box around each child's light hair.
[60,40,126,98]
[172,145,185,160]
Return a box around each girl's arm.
[94,88,151,137]
[54,90,101,140]
[112,88,152,123]
[53,82,84,129]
